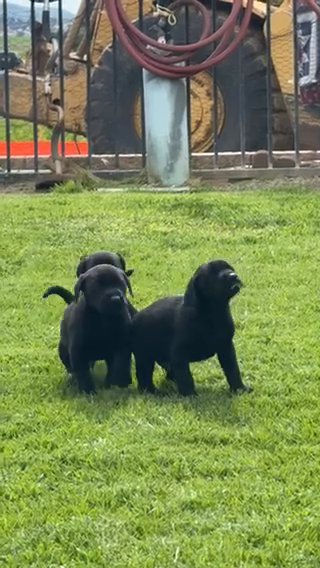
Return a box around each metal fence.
[0,0,319,182]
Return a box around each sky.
[9,0,81,12]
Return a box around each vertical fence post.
[2,0,11,174]
[292,0,301,166]
[184,5,192,172]
[138,0,147,170]
[143,68,190,187]
[265,0,273,167]
[211,0,218,167]
[58,0,65,158]
[112,28,119,168]
[30,0,39,173]
[238,5,246,168]
[85,0,92,167]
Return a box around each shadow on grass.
[154,380,253,427]
[58,364,252,428]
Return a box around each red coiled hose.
[104,0,254,78]
[308,0,320,16]
[104,0,320,79]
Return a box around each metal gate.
[0,0,319,183]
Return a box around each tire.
[88,10,293,154]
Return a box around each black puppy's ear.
[184,268,204,305]
[76,255,87,277]
[116,252,126,271]
[74,274,86,301]
[125,268,134,277]
[122,271,134,297]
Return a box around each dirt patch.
[0,181,36,195]
[0,175,319,195]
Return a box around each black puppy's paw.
[164,370,175,382]
[230,384,253,395]
[82,387,97,396]
[79,378,96,395]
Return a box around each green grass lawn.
[0,118,52,142]
[0,34,31,58]
[1,188,320,567]
[0,118,86,143]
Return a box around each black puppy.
[76,251,134,278]
[132,259,252,396]
[43,250,134,305]
[58,264,134,394]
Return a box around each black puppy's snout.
[228,272,239,282]
[224,270,243,288]
[103,290,127,312]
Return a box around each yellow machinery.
[0,0,319,152]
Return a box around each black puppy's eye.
[220,269,232,278]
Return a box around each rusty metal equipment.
[0,0,319,161]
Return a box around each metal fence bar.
[238,7,246,167]
[85,0,92,166]
[265,0,273,166]
[211,0,218,166]
[112,29,119,168]
[138,0,146,168]
[2,0,11,174]
[184,5,192,166]
[292,0,301,166]
[30,0,39,173]
[1,0,319,180]
[58,0,65,158]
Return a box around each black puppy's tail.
[43,285,75,304]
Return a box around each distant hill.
[3,2,75,24]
